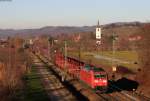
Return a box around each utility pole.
[48,38,50,60]
[112,33,118,80]
[62,41,67,82]
[8,39,11,69]
[78,42,82,75]
[48,37,53,61]
[64,41,67,71]
[112,33,115,66]
[51,39,54,61]
[78,39,81,64]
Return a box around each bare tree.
[136,24,150,96]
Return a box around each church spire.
[97,20,100,27]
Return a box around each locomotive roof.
[84,64,105,72]
[92,67,104,72]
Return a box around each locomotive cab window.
[94,74,106,78]
[84,65,91,71]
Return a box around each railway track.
[103,81,150,101]
[31,54,88,101]
[97,90,133,101]
[97,86,141,101]
[131,91,150,101]
[36,54,128,101]
[97,93,118,101]
[35,53,150,101]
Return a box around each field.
[68,51,139,72]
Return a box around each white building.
[96,20,102,45]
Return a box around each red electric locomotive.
[80,64,108,91]
[55,52,108,92]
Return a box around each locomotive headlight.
[94,80,99,83]
[103,80,107,83]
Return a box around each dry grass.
[0,46,31,101]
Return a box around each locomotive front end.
[93,68,108,92]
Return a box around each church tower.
[96,20,102,45]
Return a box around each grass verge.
[22,64,49,101]
[68,51,139,71]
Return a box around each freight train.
[55,52,108,92]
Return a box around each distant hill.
[0,22,148,38]
[0,26,95,38]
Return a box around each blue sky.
[0,0,150,29]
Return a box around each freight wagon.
[55,52,108,92]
